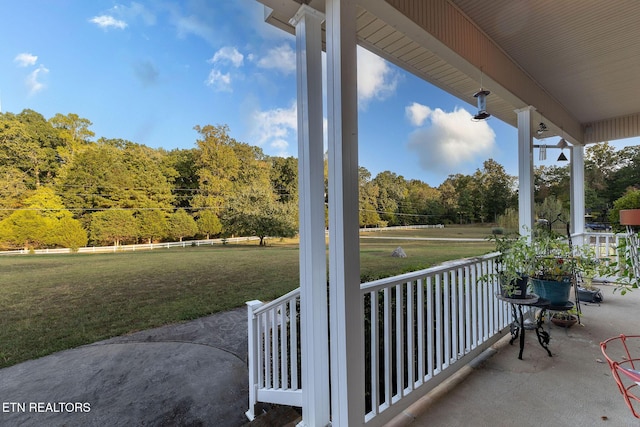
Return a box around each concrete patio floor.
[389,283,640,427]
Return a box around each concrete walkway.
[0,307,249,427]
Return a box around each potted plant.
[573,244,615,303]
[526,227,576,306]
[550,307,580,328]
[487,232,536,299]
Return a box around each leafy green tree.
[192,124,240,212]
[442,174,476,224]
[222,188,297,246]
[438,179,459,224]
[137,210,168,243]
[0,110,61,188]
[57,139,176,222]
[372,171,407,226]
[536,195,566,223]
[90,210,138,246]
[50,216,88,250]
[0,187,87,249]
[49,113,95,164]
[0,166,28,221]
[403,179,443,225]
[270,156,298,203]
[196,210,223,239]
[478,159,515,223]
[0,210,49,249]
[534,165,570,207]
[168,209,198,242]
[609,145,640,203]
[609,189,640,226]
[359,167,381,227]
[165,148,199,209]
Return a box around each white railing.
[246,288,302,421]
[0,237,260,256]
[245,253,510,424]
[360,252,508,426]
[580,232,620,259]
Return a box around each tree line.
[1,109,638,250]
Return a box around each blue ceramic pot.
[530,277,572,306]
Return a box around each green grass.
[0,226,495,368]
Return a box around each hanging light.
[556,129,568,161]
[537,122,548,135]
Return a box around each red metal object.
[601,334,640,418]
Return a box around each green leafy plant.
[485,232,536,297]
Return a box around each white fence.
[360,224,445,232]
[0,237,260,255]
[246,252,510,425]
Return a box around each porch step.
[244,405,302,427]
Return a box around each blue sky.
[2,1,637,187]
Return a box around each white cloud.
[407,104,496,173]
[257,44,296,75]
[89,15,127,29]
[205,69,232,92]
[14,53,38,67]
[209,47,244,67]
[116,2,156,26]
[174,15,215,44]
[406,102,433,127]
[26,65,49,95]
[357,47,398,108]
[250,101,297,156]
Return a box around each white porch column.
[516,106,536,239]
[290,5,330,427]
[326,0,363,425]
[570,145,585,245]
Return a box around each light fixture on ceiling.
[537,122,548,135]
[556,129,569,161]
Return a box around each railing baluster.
[435,273,442,374]
[370,290,379,414]
[395,283,404,400]
[426,275,434,380]
[383,287,392,407]
[290,299,299,390]
[450,270,458,362]
[280,302,287,390]
[406,280,415,393]
[464,265,471,353]
[416,278,425,387]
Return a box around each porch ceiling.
[259,0,640,145]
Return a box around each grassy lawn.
[0,226,496,368]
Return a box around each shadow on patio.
[391,283,640,427]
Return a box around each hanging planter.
[620,209,640,226]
